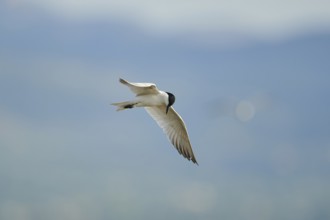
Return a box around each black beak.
[166,105,170,114]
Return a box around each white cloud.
[23,0,330,41]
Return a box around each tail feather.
[111,101,137,111]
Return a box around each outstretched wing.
[119,78,159,96]
[145,106,198,164]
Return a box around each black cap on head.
[166,92,175,114]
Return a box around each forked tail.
[111,101,137,111]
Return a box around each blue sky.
[1,1,330,220]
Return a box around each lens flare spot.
[235,100,255,122]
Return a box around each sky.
[1,0,330,220]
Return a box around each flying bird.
[112,78,198,164]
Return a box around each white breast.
[136,92,168,107]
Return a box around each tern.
[112,78,198,164]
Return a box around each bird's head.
[166,92,175,114]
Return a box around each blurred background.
[1,0,330,219]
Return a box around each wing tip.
[172,140,198,165]
[191,157,199,165]
[119,78,128,85]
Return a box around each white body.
[135,91,168,107]
[112,78,198,164]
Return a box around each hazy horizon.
[1,1,330,219]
